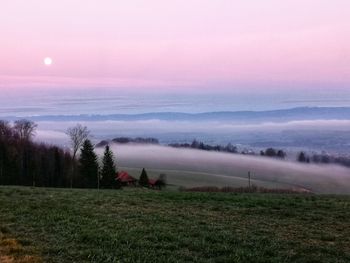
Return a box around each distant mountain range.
[4,107,350,123]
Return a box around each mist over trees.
[296,151,350,167]
[3,119,350,192]
[0,120,118,189]
[169,140,238,153]
[0,120,73,187]
[0,120,167,190]
[260,148,286,159]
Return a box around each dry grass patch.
[0,234,42,263]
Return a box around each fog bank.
[96,144,350,194]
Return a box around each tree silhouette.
[66,124,90,187]
[0,120,75,187]
[298,152,307,163]
[79,139,99,188]
[100,145,118,188]
[13,119,37,141]
[139,168,149,187]
[277,150,286,159]
[265,148,277,157]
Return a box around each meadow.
[0,186,349,263]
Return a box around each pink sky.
[0,0,349,91]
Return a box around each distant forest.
[170,140,350,167]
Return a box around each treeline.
[260,148,286,159]
[0,120,165,189]
[297,151,350,167]
[170,139,350,168]
[96,137,159,147]
[169,140,287,159]
[0,121,123,189]
[169,140,239,153]
[0,120,73,187]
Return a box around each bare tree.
[66,124,90,188]
[0,120,12,139]
[13,119,38,141]
[66,124,90,160]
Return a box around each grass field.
[0,186,350,263]
[120,167,296,190]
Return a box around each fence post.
[248,171,251,188]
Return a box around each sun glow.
[44,57,52,66]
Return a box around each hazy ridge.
[4,107,350,122]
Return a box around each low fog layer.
[95,144,350,194]
[37,119,350,135]
[34,125,350,193]
[35,119,350,150]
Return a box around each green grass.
[121,167,294,190]
[0,186,349,263]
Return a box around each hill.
[96,144,350,194]
[6,107,350,122]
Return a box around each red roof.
[148,179,157,185]
[116,171,136,182]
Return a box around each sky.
[0,0,349,93]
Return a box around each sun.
[44,57,53,66]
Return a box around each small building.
[148,178,165,190]
[116,171,137,186]
[148,179,158,188]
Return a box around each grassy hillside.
[99,144,350,194]
[120,167,295,190]
[0,186,349,263]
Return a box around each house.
[148,178,165,190]
[116,171,137,186]
[148,179,157,188]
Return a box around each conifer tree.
[100,145,117,188]
[298,152,307,163]
[79,139,99,188]
[139,168,149,187]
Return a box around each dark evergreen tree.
[277,150,286,159]
[139,168,149,187]
[265,148,277,157]
[191,139,199,148]
[298,152,307,163]
[79,139,99,188]
[53,147,64,187]
[100,145,118,188]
